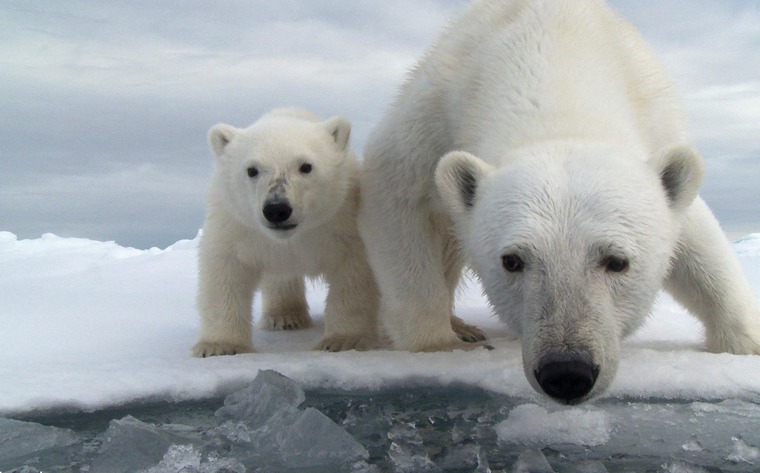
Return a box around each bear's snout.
[534,353,599,404]
[263,200,293,225]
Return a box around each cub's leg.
[193,248,259,357]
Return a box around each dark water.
[3,380,760,473]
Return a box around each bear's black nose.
[263,202,293,224]
[535,353,599,404]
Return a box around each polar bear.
[193,108,378,357]
[359,0,760,403]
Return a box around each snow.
[0,230,759,417]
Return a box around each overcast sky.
[1,1,758,249]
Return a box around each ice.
[142,444,245,473]
[564,460,609,473]
[726,436,760,464]
[4,372,760,472]
[215,369,305,427]
[279,407,369,469]
[437,444,491,472]
[495,403,610,447]
[1,232,760,422]
[681,435,704,452]
[90,415,200,473]
[387,422,439,472]
[0,417,79,471]
[206,370,369,472]
[663,461,711,473]
[512,449,555,473]
[83,371,369,472]
[0,193,759,472]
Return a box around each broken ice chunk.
[0,417,79,470]
[437,444,490,472]
[512,449,555,473]
[387,422,440,472]
[142,444,246,473]
[209,370,369,472]
[727,435,760,464]
[279,407,369,468]
[90,415,196,473]
[662,461,710,473]
[564,460,609,473]
[215,369,305,428]
[681,434,704,452]
[495,404,610,447]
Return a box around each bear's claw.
[260,311,313,331]
[417,339,493,352]
[316,335,378,352]
[451,316,488,343]
[192,341,254,358]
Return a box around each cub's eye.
[603,256,629,273]
[247,166,259,178]
[502,254,525,273]
[299,163,313,174]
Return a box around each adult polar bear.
[359,0,760,403]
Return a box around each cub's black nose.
[535,353,599,404]
[263,202,292,224]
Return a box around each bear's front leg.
[359,193,487,352]
[260,277,312,331]
[665,198,760,355]
[193,248,259,357]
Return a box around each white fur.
[359,0,760,401]
[193,108,378,357]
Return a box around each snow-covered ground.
[1,230,759,416]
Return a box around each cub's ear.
[208,124,239,158]
[323,116,351,150]
[652,144,704,211]
[435,151,494,219]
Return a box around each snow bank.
[0,231,759,415]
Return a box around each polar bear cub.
[359,0,760,403]
[193,108,378,357]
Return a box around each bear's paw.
[315,334,378,352]
[416,339,494,353]
[706,315,760,356]
[451,315,488,343]
[192,341,254,358]
[260,311,313,331]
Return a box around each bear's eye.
[603,256,629,273]
[299,163,313,174]
[502,254,525,273]
[247,166,259,178]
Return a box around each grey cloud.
[1,0,758,248]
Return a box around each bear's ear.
[652,144,704,211]
[435,151,494,218]
[323,116,351,151]
[208,124,239,158]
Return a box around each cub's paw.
[261,311,313,331]
[451,315,488,343]
[192,341,254,358]
[316,334,378,352]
